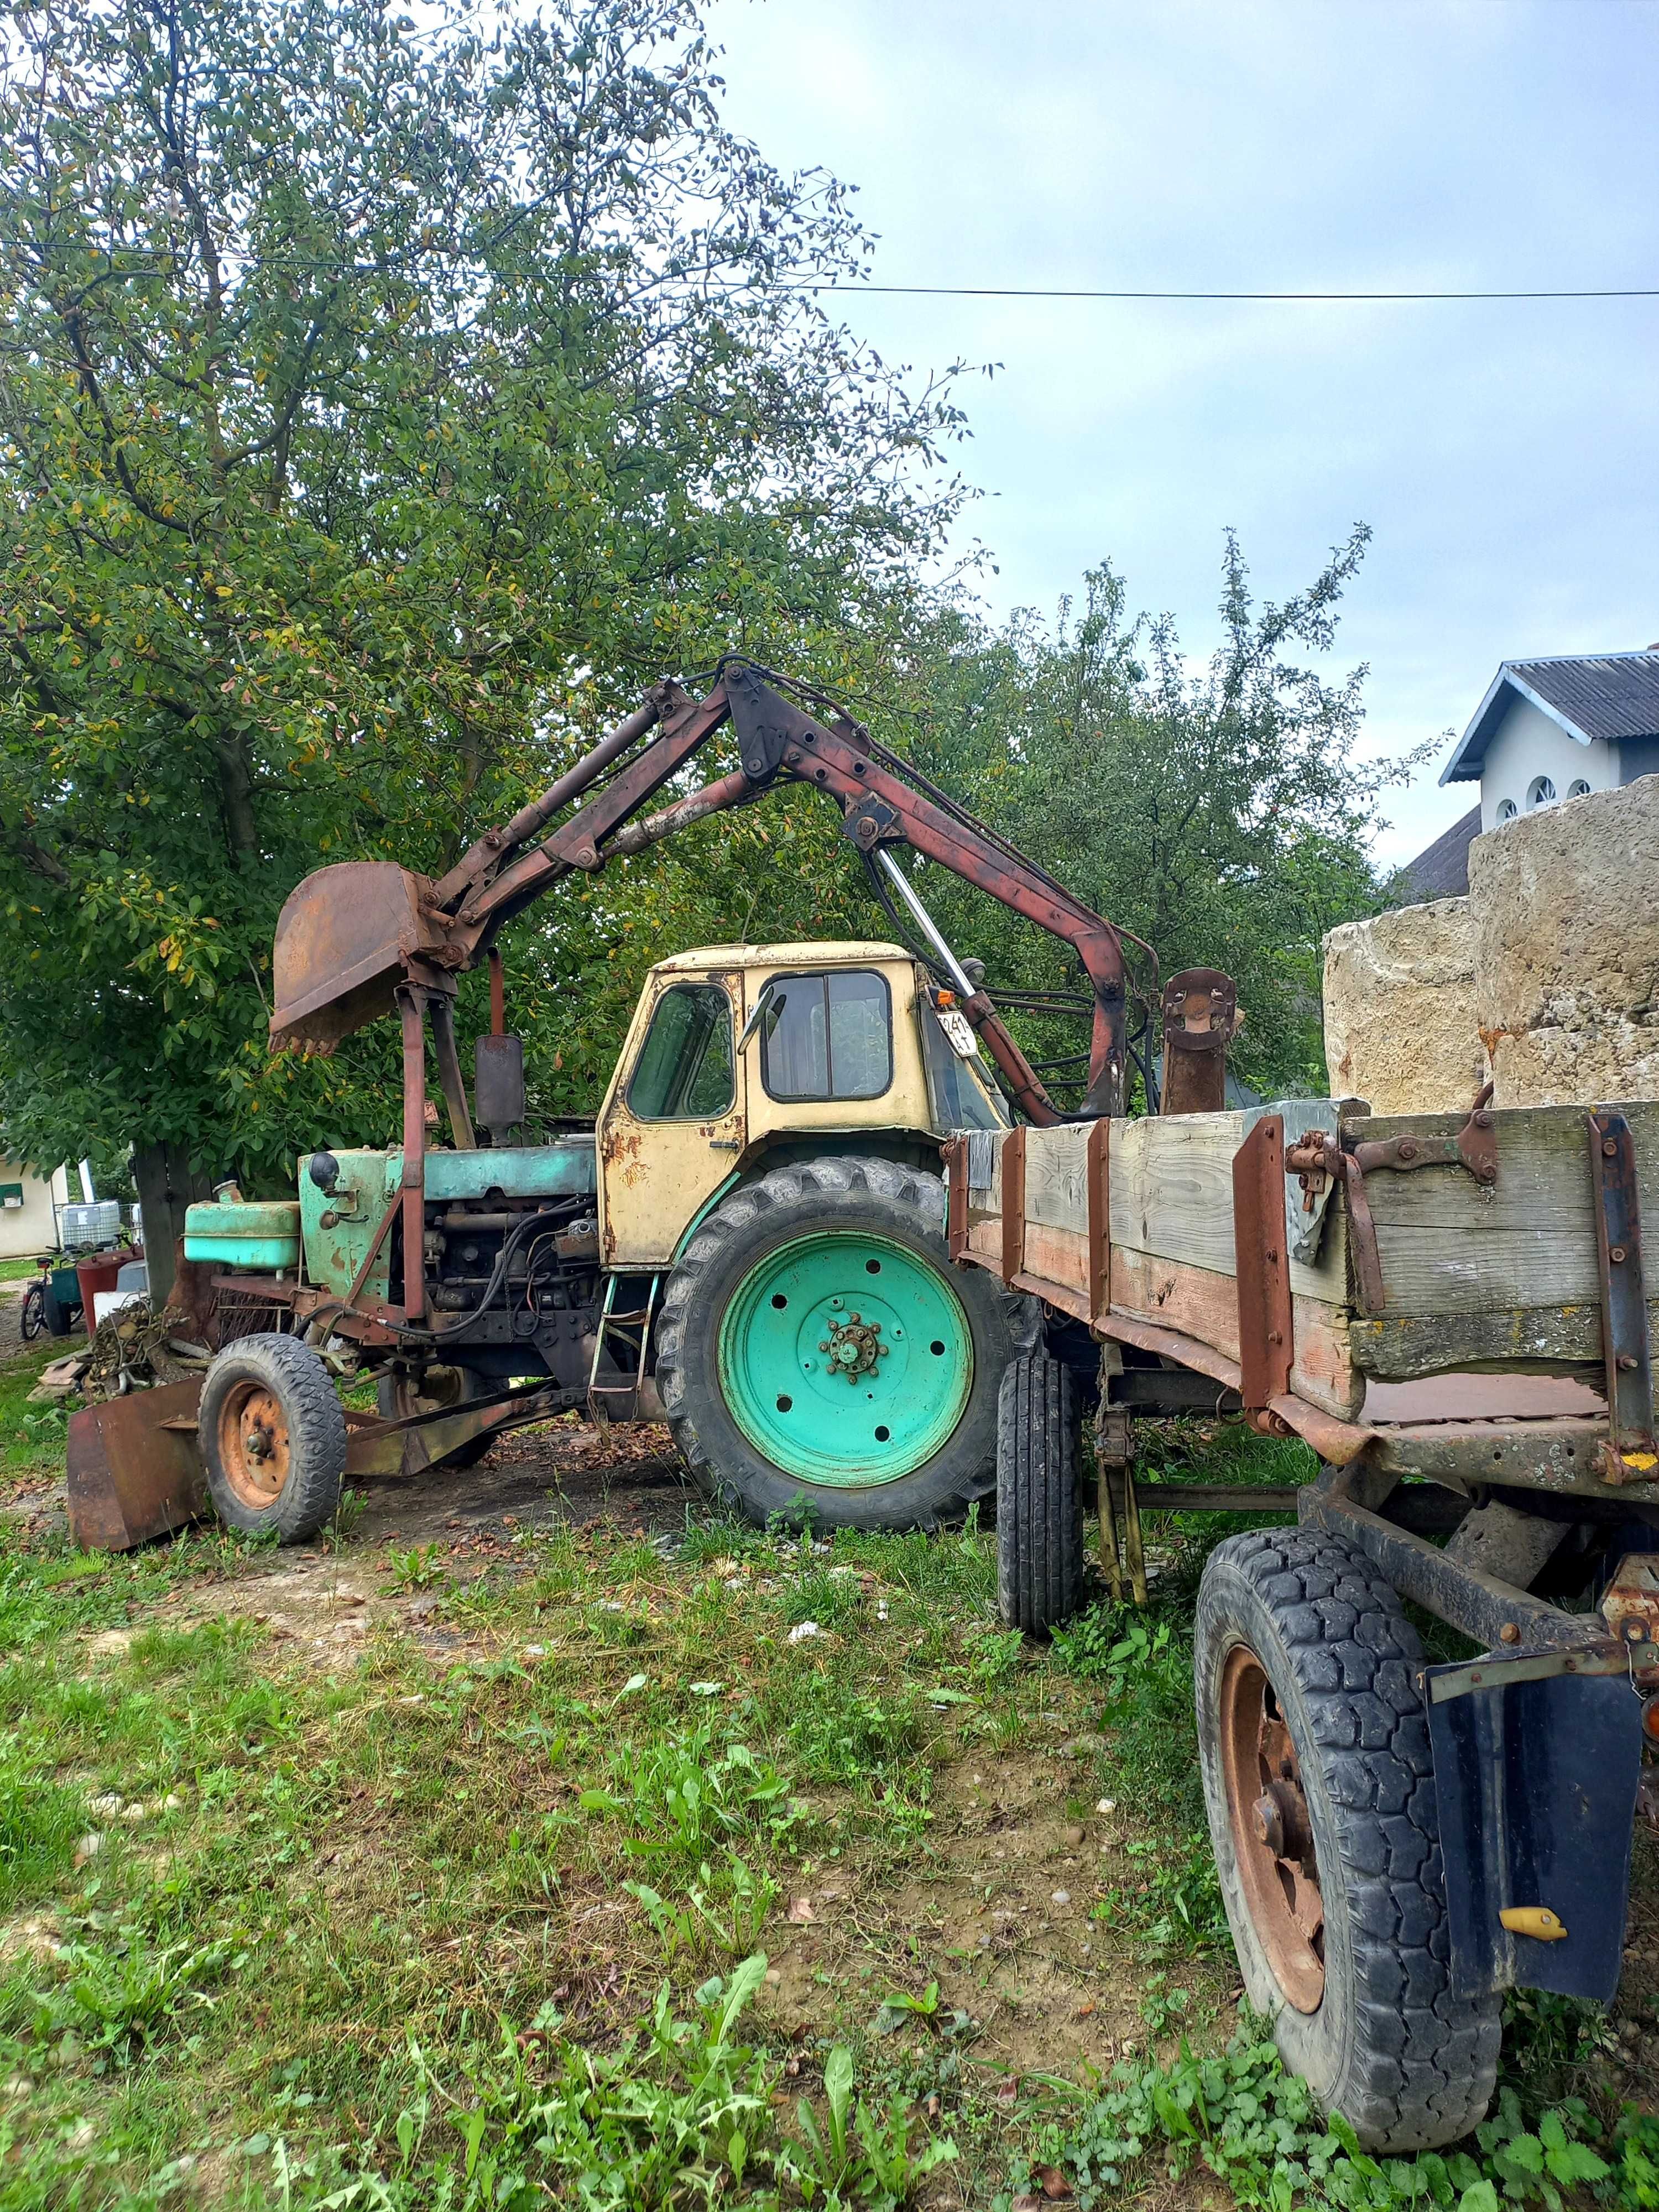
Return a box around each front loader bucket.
[65,1378,209,1552]
[269,861,447,1052]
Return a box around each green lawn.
[0,1255,46,1284]
[0,1401,1651,2209]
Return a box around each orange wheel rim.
[1218,1642,1326,2012]
[216,1381,291,1510]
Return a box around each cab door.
[597,971,746,1267]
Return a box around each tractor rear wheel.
[656,1155,1029,1530]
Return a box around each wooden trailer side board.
[957,1109,1363,1418]
[1349,1099,1659,1386]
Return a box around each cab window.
[759,970,892,1102]
[917,995,1008,1130]
[628,984,735,1119]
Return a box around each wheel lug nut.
[849,1313,861,1324]
[817,1341,830,1352]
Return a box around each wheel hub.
[1219,1642,1326,2012]
[818,1312,889,1381]
[217,1383,291,1509]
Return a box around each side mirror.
[476,1034,526,1141]
[308,1152,340,1194]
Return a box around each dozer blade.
[269,861,451,1052]
[65,1378,209,1552]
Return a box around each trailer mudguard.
[1427,1656,1644,2002]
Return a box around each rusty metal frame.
[944,1135,969,1263]
[1589,1107,1656,1484]
[999,1124,1026,1286]
[1233,1114,1293,1413]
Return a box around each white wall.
[0,1156,60,1261]
[1478,695,1616,831]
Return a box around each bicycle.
[19,1258,51,1342]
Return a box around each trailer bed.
[947,1098,1659,1510]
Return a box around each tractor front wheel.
[200,1332,346,1543]
[656,1156,1029,1530]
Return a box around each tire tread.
[1198,1528,1500,2151]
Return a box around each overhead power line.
[800,281,1659,303]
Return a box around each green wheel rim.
[717,1230,974,1487]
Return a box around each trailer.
[947,1092,1658,2154]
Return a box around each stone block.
[1322,898,1485,1114]
[1470,778,1659,1106]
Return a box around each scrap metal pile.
[29,1300,212,1408]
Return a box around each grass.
[0,1258,47,1285]
[0,1401,1650,2210]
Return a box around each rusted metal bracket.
[1349,1084,1499,1186]
[999,1123,1027,1286]
[1284,1088,1499,1321]
[1094,1401,1145,1605]
[1085,1117,1110,1324]
[1160,968,1238,1117]
[943,1134,969,1264]
[1233,1114,1293,1413]
[1589,1108,1656,1486]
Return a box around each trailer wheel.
[657,1155,1031,1530]
[200,1333,346,1543]
[1195,1528,1500,2152]
[378,1363,493,1470]
[997,1349,1085,1632]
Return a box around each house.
[1440,648,1659,830]
[0,1155,66,1263]
[1395,647,1659,898]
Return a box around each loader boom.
[272,660,1140,1124]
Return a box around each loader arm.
[325,661,1135,1123]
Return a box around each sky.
[705,0,1659,865]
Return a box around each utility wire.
[799,281,1659,302]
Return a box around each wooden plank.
[1022,1220,1092,1307]
[1024,1123,1094,1232]
[1109,1110,1347,1305]
[1108,1246,1361,1419]
[1352,1101,1659,1319]
[1352,1301,1659,1385]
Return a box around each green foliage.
[782,2039,958,2210]
[0,0,967,1176]
[0,1733,83,1908]
[4,1917,253,2065]
[575,1726,800,1864]
[265,1958,957,2211]
[899,541,1408,1100]
[1008,2026,1615,2212]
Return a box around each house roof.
[1395,804,1481,900]
[1439,649,1659,785]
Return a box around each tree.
[0,0,967,1178]
[884,530,1401,1103]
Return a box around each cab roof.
[648,941,912,977]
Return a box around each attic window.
[1567,778,1591,799]
[1496,799,1518,822]
[1526,776,1557,811]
